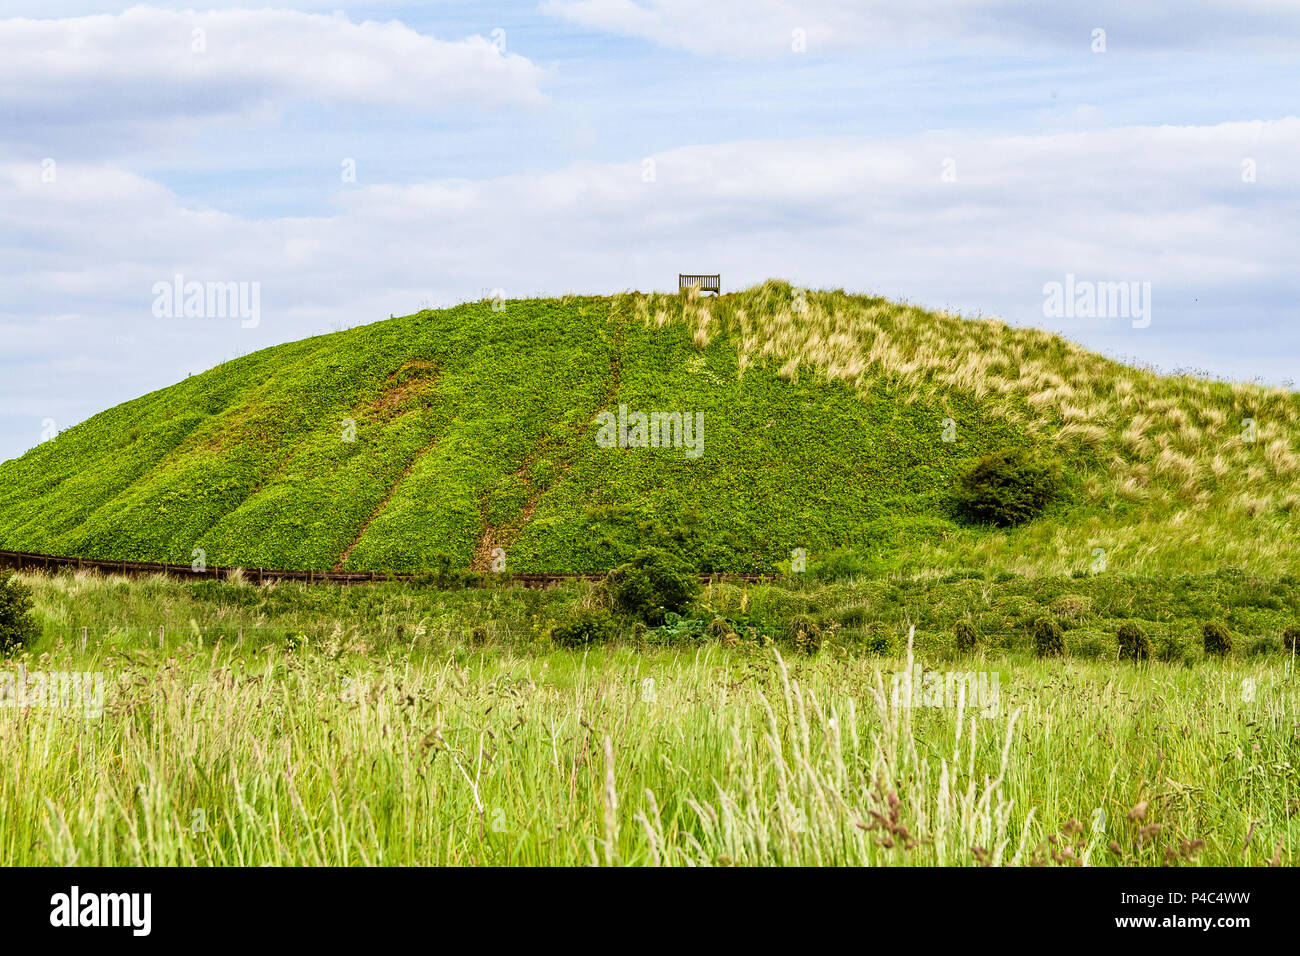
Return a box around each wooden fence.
[0,548,771,588]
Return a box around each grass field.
[3,283,1296,868]
[3,570,1296,866]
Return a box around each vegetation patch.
[5,284,1295,578]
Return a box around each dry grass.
[628,280,1300,575]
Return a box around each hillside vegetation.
[2,281,1297,576]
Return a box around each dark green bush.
[1032,616,1065,657]
[1116,622,1151,662]
[415,554,480,589]
[0,573,39,653]
[552,609,617,649]
[1202,620,1233,657]
[954,619,979,652]
[1245,636,1279,658]
[954,448,1061,527]
[862,627,893,655]
[836,605,869,628]
[601,548,699,625]
[1283,626,1300,654]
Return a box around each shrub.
[1245,636,1279,658]
[552,609,617,649]
[953,619,979,652]
[1283,626,1300,654]
[1069,631,1109,660]
[601,548,699,625]
[1155,633,1192,665]
[1051,593,1092,624]
[1116,622,1151,662]
[954,448,1061,527]
[705,617,736,644]
[415,554,476,589]
[789,615,822,655]
[862,626,893,655]
[1032,616,1065,657]
[836,605,869,628]
[1202,620,1233,657]
[0,573,39,653]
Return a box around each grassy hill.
[2,280,1297,575]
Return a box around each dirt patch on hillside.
[470,315,625,572]
[357,361,439,422]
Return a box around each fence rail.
[0,548,772,588]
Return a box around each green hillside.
[2,281,1297,576]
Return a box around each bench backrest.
[679,274,721,294]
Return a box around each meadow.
[2,283,1297,868]
[2,569,1296,866]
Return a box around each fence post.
[159,625,164,649]
[81,626,87,653]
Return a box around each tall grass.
[4,622,1293,866]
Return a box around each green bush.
[788,614,822,655]
[953,619,979,652]
[862,626,893,655]
[1068,631,1109,660]
[1283,625,1300,654]
[1155,633,1192,665]
[1245,636,1279,658]
[706,616,733,642]
[1116,622,1151,662]
[1032,616,1065,657]
[552,609,617,649]
[0,573,39,653]
[1202,620,1233,657]
[954,448,1061,527]
[601,548,699,626]
[415,554,479,589]
[836,605,869,628]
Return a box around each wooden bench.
[679,274,721,296]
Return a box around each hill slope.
[2,281,1298,575]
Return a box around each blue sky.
[2,1,1298,462]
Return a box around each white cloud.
[541,0,1300,56]
[0,5,547,128]
[3,117,1299,461]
